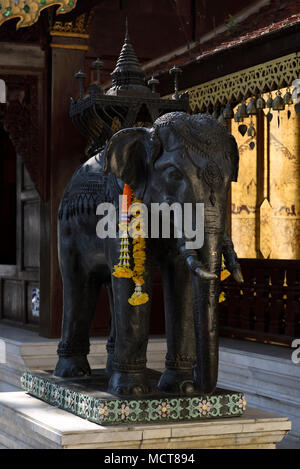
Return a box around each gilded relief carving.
[231,218,257,259]
[0,0,78,29]
[268,91,300,259]
[259,199,272,259]
[231,89,300,260]
[50,11,92,38]
[231,111,258,259]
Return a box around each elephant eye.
[166,167,183,181]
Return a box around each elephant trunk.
[177,233,222,393]
[191,272,219,393]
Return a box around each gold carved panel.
[231,89,300,260]
[268,90,300,259]
[231,109,258,259]
[259,198,272,259]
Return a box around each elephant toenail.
[182,382,195,395]
[132,386,143,394]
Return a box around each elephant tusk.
[177,241,217,280]
[222,232,244,284]
[232,264,244,284]
[194,265,218,280]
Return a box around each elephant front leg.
[157,257,197,395]
[108,271,152,396]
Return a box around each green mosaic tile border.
[21,372,246,426]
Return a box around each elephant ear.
[104,127,151,200]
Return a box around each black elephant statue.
[54,111,243,396]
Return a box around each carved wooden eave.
[0,0,78,29]
[177,52,300,112]
[1,74,47,199]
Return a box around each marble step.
[0,429,32,450]
[218,337,300,447]
[0,399,62,449]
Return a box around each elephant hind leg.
[105,281,115,374]
[54,265,104,378]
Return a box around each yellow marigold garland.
[128,196,149,306]
[219,255,230,302]
[112,186,149,306]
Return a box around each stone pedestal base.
[20,369,246,426]
[0,391,291,449]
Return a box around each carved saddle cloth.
[58,151,120,220]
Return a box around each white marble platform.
[0,324,299,447]
[0,391,291,449]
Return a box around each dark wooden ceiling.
[85,0,259,87]
[88,0,254,61]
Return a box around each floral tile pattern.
[21,372,246,426]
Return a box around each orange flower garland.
[112,184,134,279]
[112,185,149,306]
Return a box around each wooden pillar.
[39,32,88,337]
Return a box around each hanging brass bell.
[283,89,293,105]
[247,97,257,115]
[212,108,219,119]
[218,109,226,125]
[223,102,234,119]
[234,115,243,123]
[256,94,265,110]
[238,101,248,119]
[247,121,256,138]
[272,91,285,111]
[266,93,273,109]
[234,106,243,122]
